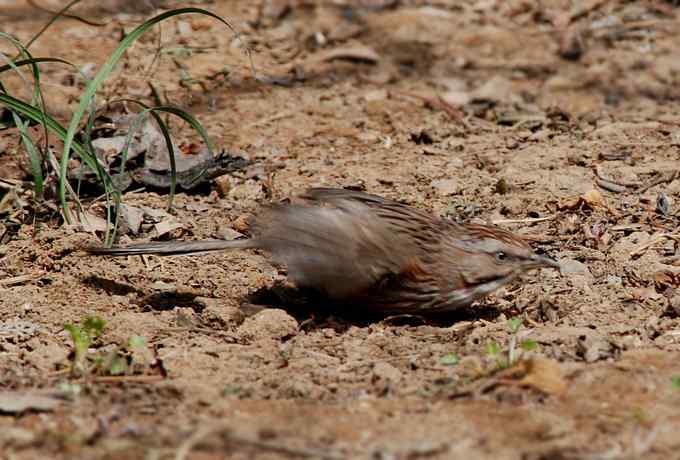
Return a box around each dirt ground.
[2,0,680,459]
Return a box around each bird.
[86,187,559,314]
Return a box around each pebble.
[238,309,298,340]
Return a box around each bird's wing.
[251,192,423,298]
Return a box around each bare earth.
[2,1,680,459]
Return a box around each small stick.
[492,215,556,225]
[0,272,45,287]
[630,233,680,257]
[245,111,294,129]
[637,171,679,194]
[90,375,166,384]
[596,178,626,193]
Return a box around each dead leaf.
[654,271,679,289]
[582,189,603,207]
[0,188,26,215]
[431,178,460,196]
[153,219,183,238]
[558,189,614,213]
[118,203,144,235]
[515,358,567,395]
[71,211,108,233]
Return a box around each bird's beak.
[528,254,561,270]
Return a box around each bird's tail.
[84,238,255,257]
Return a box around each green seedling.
[440,353,460,366]
[63,316,155,377]
[486,317,540,369]
[63,315,106,374]
[672,376,680,389]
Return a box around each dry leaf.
[73,211,108,233]
[582,189,603,207]
[654,271,678,289]
[514,358,567,395]
[558,189,611,212]
[153,219,183,238]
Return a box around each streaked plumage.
[86,188,559,314]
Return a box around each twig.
[245,111,294,129]
[0,272,45,287]
[637,171,679,194]
[0,178,26,189]
[567,0,609,23]
[90,375,166,384]
[595,177,626,193]
[630,233,680,257]
[492,215,556,225]
[593,164,639,191]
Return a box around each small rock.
[373,361,402,383]
[431,178,460,196]
[558,258,594,286]
[150,281,176,291]
[577,335,612,363]
[110,295,129,305]
[471,75,519,104]
[196,297,245,327]
[176,20,193,38]
[363,89,388,102]
[238,309,298,340]
[217,228,245,241]
[229,181,263,202]
[559,258,590,275]
[606,275,622,286]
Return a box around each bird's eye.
[495,251,507,261]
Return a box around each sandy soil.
[2,1,680,459]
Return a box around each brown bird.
[86,188,559,314]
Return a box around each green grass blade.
[0,93,95,171]
[112,99,215,210]
[60,7,253,223]
[0,57,75,75]
[13,115,44,198]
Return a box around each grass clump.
[1,4,253,244]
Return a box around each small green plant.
[63,316,154,377]
[439,352,460,366]
[672,376,680,389]
[486,317,539,368]
[64,315,106,373]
